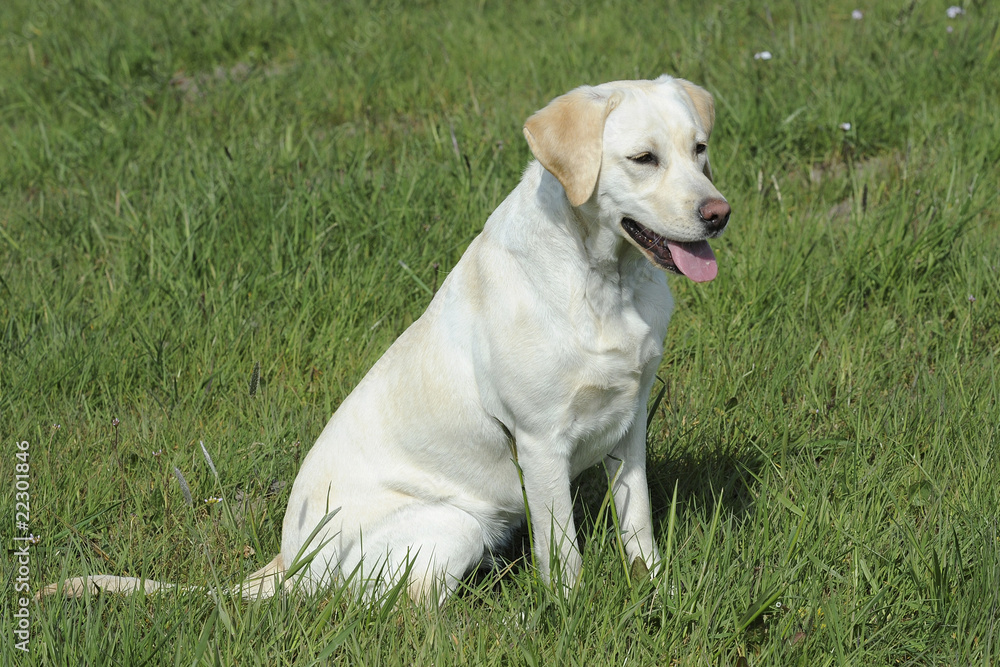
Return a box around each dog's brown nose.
[699,198,731,234]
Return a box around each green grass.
[2,0,999,663]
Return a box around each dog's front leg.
[515,439,583,589]
[605,418,661,575]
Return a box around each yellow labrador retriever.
[41,74,730,604]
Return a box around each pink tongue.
[666,240,718,282]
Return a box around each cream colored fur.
[39,75,729,605]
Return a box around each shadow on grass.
[458,437,767,598]
[647,441,766,527]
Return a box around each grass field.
[2,0,999,664]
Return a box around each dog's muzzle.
[621,217,720,283]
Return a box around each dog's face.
[523,76,730,282]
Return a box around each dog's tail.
[35,554,287,601]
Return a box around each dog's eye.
[695,143,708,156]
[629,152,658,166]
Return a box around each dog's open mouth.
[621,218,718,283]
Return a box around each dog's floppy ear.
[523,87,620,207]
[675,78,716,136]
[675,78,716,181]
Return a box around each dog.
[40,74,730,605]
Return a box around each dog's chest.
[561,286,668,470]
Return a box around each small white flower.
[852,9,863,20]
[754,51,773,61]
[946,6,964,19]
[947,25,954,33]
[204,496,223,505]
[840,122,852,131]
[968,295,976,303]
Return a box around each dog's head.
[523,75,730,282]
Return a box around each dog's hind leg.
[353,504,486,606]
